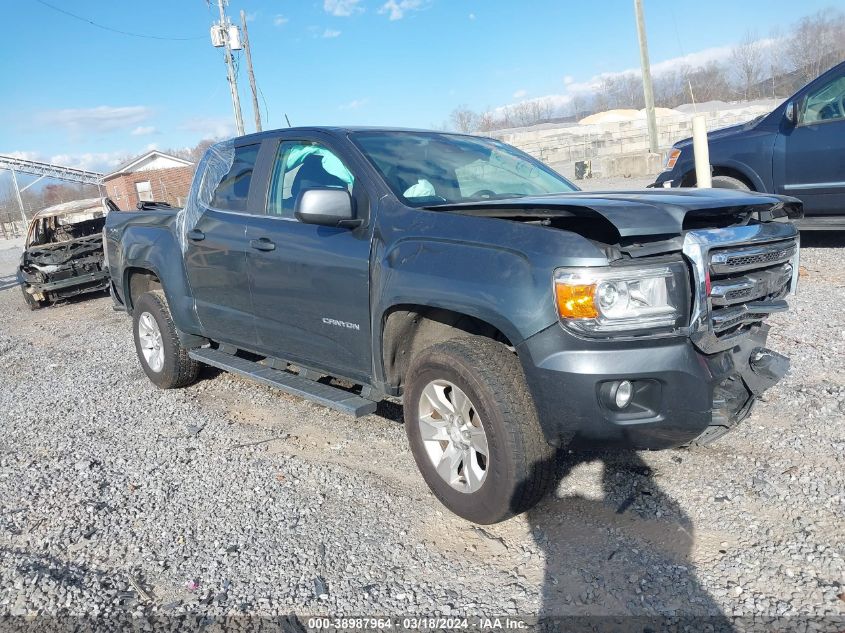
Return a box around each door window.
[801,75,845,125]
[266,142,354,218]
[210,144,260,212]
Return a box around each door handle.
[186,229,205,241]
[250,238,276,252]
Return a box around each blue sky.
[0,0,835,173]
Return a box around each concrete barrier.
[491,100,778,179]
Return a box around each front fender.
[376,237,541,346]
[677,158,766,192]
[369,204,609,386]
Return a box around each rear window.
[209,144,260,212]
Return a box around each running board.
[189,347,378,418]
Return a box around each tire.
[132,290,200,389]
[711,175,751,191]
[20,285,45,310]
[403,337,556,524]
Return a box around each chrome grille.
[683,224,800,353]
[710,242,797,273]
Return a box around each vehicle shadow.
[0,274,20,292]
[522,450,734,630]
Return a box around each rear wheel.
[132,290,199,389]
[711,175,751,190]
[403,337,556,524]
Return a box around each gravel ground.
[0,195,843,625]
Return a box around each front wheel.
[132,290,199,389]
[711,175,751,190]
[403,337,556,524]
[20,285,45,310]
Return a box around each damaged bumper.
[518,323,788,449]
[19,234,109,304]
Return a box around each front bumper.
[650,171,678,188]
[19,268,110,302]
[517,323,787,450]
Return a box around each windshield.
[351,131,577,207]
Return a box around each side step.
[189,347,378,418]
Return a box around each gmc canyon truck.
[654,60,845,229]
[105,128,801,524]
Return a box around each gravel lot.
[0,192,843,626]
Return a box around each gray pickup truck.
[105,128,801,523]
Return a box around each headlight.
[554,262,688,336]
[664,148,681,171]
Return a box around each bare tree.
[788,9,845,86]
[476,110,497,132]
[730,31,765,100]
[449,106,479,133]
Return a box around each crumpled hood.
[429,188,801,238]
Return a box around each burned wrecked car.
[17,197,118,309]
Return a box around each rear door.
[244,133,374,382]
[780,70,845,216]
[184,142,261,348]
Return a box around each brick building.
[103,151,195,210]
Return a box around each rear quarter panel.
[105,210,202,335]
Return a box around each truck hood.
[674,116,765,150]
[427,189,801,239]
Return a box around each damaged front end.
[434,189,801,446]
[18,198,114,309]
[680,222,799,441]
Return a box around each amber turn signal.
[665,148,681,170]
[555,283,598,319]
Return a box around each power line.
[33,0,205,41]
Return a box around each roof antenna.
[284,114,292,128]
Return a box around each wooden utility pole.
[240,10,263,132]
[634,0,659,153]
[216,0,245,136]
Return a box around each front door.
[245,137,373,381]
[781,71,845,216]
[184,142,260,348]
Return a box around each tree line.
[450,8,845,132]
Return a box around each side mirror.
[294,188,359,228]
[784,101,797,125]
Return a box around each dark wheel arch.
[681,166,756,190]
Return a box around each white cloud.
[3,150,41,162]
[38,105,153,133]
[179,116,236,139]
[512,89,527,99]
[324,0,362,17]
[379,0,425,21]
[322,28,341,38]
[130,126,156,136]
[564,43,743,96]
[244,11,258,22]
[48,151,127,172]
[489,39,775,124]
[339,98,368,110]
[273,15,289,26]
